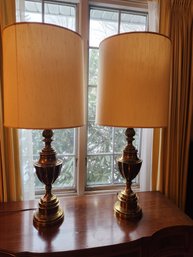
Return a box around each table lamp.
[2,22,85,229]
[96,32,171,219]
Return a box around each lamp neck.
[123,128,138,161]
[38,129,57,165]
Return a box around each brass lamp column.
[2,23,85,229]
[115,128,142,219]
[33,129,64,228]
[96,32,171,219]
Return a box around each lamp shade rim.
[99,31,171,47]
[3,124,86,130]
[95,122,167,129]
[3,21,82,39]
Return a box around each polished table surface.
[0,191,193,256]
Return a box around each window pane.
[87,155,112,185]
[88,87,97,121]
[55,156,75,187]
[120,12,147,32]
[89,48,99,85]
[113,155,124,184]
[32,130,43,157]
[134,129,142,150]
[25,1,42,22]
[87,122,113,154]
[114,127,127,153]
[52,129,75,155]
[45,3,76,30]
[89,9,119,47]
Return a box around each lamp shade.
[2,22,85,129]
[96,32,171,128]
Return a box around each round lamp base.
[33,195,64,230]
[114,190,142,220]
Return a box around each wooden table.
[0,191,193,257]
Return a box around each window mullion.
[42,0,44,22]
[76,0,89,195]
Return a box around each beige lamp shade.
[96,32,171,128]
[2,22,85,129]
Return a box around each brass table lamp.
[96,32,171,219]
[2,23,85,229]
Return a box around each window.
[87,7,146,189]
[16,0,149,199]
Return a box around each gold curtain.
[0,0,22,202]
[152,0,193,210]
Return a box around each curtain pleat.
[0,0,22,202]
[152,0,193,210]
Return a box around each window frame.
[16,0,149,198]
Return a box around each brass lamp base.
[33,194,64,229]
[115,128,143,220]
[33,130,64,229]
[114,189,142,220]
